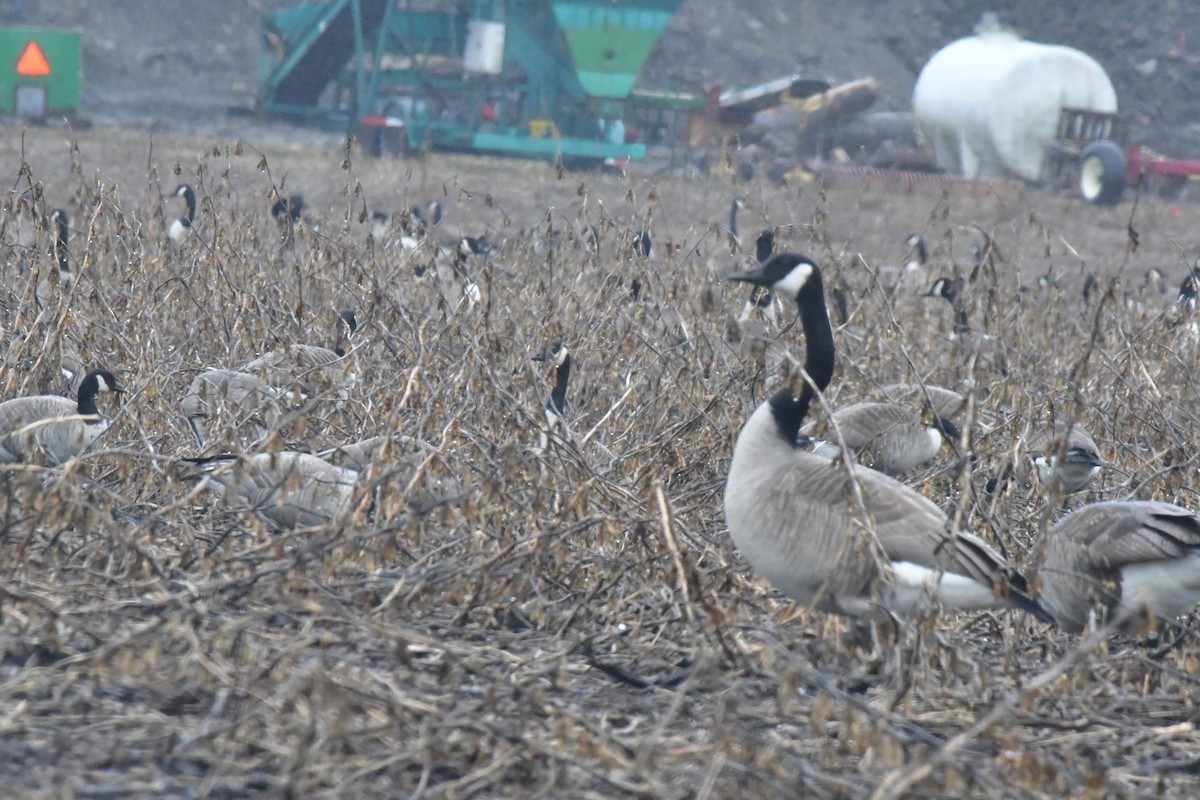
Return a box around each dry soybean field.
[2,126,1200,798]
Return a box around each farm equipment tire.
[1079,140,1126,206]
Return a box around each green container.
[0,26,82,116]
[551,0,679,98]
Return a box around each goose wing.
[1049,501,1200,568]
[241,344,344,375]
[880,383,966,420]
[196,452,358,529]
[1027,421,1098,456]
[1038,500,1200,632]
[827,402,921,449]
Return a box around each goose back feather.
[1035,500,1200,632]
[190,451,359,529]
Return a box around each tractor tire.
[1079,140,1126,206]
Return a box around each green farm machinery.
[257,0,699,164]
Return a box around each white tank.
[913,30,1117,182]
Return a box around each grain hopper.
[258,0,697,164]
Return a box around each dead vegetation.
[0,126,1198,798]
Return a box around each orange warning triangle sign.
[16,42,50,76]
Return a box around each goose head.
[726,252,821,304]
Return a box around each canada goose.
[876,234,929,294]
[738,229,778,325]
[802,401,952,475]
[533,343,570,422]
[1025,421,1103,495]
[239,309,358,401]
[727,196,746,253]
[724,253,1047,620]
[319,433,463,514]
[1178,266,1200,310]
[532,343,571,451]
[829,285,850,327]
[905,233,928,272]
[181,368,283,449]
[450,236,490,305]
[924,275,970,337]
[186,451,359,530]
[408,200,443,236]
[0,368,123,464]
[1033,500,1200,633]
[627,229,654,302]
[579,223,601,258]
[271,193,304,245]
[271,194,304,226]
[1081,273,1098,306]
[32,208,72,308]
[169,184,196,245]
[630,229,653,260]
[373,201,441,253]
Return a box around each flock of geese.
[723,251,1200,635]
[3,182,1199,639]
[1,186,471,531]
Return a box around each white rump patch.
[1119,552,1200,621]
[889,561,998,614]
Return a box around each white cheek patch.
[774,262,813,297]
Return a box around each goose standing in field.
[726,196,746,253]
[239,309,359,404]
[801,400,955,475]
[185,451,360,530]
[33,208,73,308]
[628,229,653,301]
[532,343,571,452]
[1177,265,1200,310]
[1024,421,1103,495]
[271,193,305,246]
[924,274,970,338]
[448,236,490,306]
[737,229,779,326]
[169,183,196,246]
[578,223,601,259]
[877,233,929,295]
[180,368,284,449]
[1033,500,1200,633]
[0,368,123,464]
[723,253,1048,620]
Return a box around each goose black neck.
[182,188,196,221]
[77,380,102,417]
[451,248,468,279]
[771,269,834,445]
[914,237,927,265]
[754,230,774,263]
[954,307,971,336]
[54,215,68,273]
[729,200,740,240]
[548,356,571,415]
